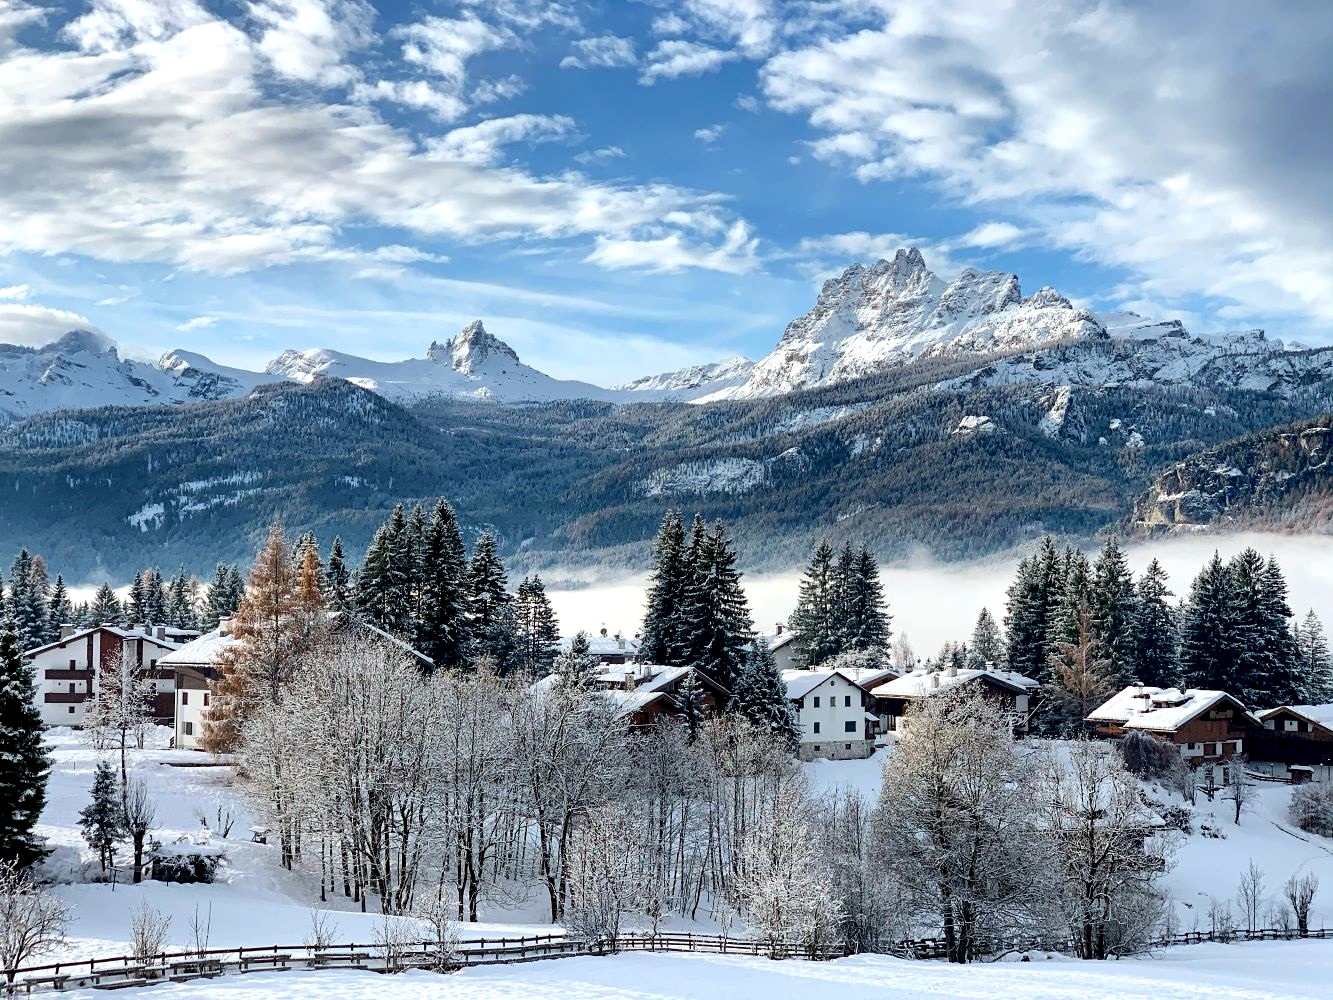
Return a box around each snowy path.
[50,943,1333,1000]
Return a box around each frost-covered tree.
[416,499,472,671]
[0,614,49,868]
[1180,552,1239,694]
[468,531,517,672]
[839,544,891,652]
[1005,536,1062,681]
[513,575,560,677]
[78,759,124,874]
[874,685,1048,963]
[357,505,413,638]
[0,859,69,986]
[563,806,645,946]
[84,648,156,784]
[640,509,689,666]
[1046,608,1118,729]
[1294,609,1332,703]
[165,567,197,630]
[553,631,601,694]
[6,550,48,651]
[731,638,799,750]
[324,536,352,611]
[46,575,73,641]
[1089,537,1137,677]
[679,520,752,697]
[203,564,242,628]
[122,776,155,884]
[968,608,1004,668]
[1050,548,1091,649]
[89,583,122,625]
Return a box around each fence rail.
[3,924,1328,995]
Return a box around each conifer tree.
[296,542,325,616]
[679,520,752,698]
[468,530,516,671]
[127,571,145,622]
[165,568,196,630]
[0,614,50,868]
[788,540,841,667]
[89,583,122,625]
[1225,548,1291,706]
[416,499,472,671]
[842,544,891,651]
[1180,552,1239,693]
[6,550,48,651]
[46,575,72,642]
[405,505,427,625]
[969,608,1005,668]
[553,630,601,693]
[1258,556,1301,706]
[1128,559,1178,688]
[142,569,167,626]
[1050,548,1091,648]
[676,673,705,739]
[324,537,352,610]
[357,505,413,637]
[1045,608,1117,729]
[1005,536,1062,680]
[514,575,560,676]
[1089,537,1137,676]
[204,564,242,627]
[731,637,799,749]
[1295,610,1332,703]
[640,509,689,666]
[78,759,123,874]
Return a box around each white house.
[781,669,877,761]
[25,623,195,727]
[157,621,243,751]
[754,625,800,671]
[560,628,642,664]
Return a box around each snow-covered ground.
[49,943,1333,1000]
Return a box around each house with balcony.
[782,669,877,761]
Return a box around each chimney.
[155,626,167,640]
[616,634,626,650]
[624,670,634,690]
[218,616,234,637]
[931,673,940,689]
[947,663,957,678]
[775,623,784,636]
[60,623,77,639]
[600,627,608,637]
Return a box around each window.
[181,692,189,705]
[68,682,75,693]
[203,693,210,707]
[183,721,193,736]
[69,658,76,669]
[845,744,852,750]
[813,696,820,708]
[150,659,157,668]
[813,721,821,734]
[844,720,856,733]
[69,706,76,714]
[844,695,851,707]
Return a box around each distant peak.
[431,320,521,374]
[47,329,116,356]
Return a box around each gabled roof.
[871,666,1038,699]
[1087,685,1258,732]
[1260,705,1333,734]
[755,632,797,652]
[781,669,871,701]
[158,627,242,667]
[560,633,641,657]
[24,624,186,659]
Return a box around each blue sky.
[1,0,1331,384]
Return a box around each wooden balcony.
[44,691,88,704]
[44,668,93,681]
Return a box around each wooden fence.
[3,924,1328,994]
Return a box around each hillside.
[1132,415,1333,535]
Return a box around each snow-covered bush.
[1120,731,1177,779]
[1289,782,1333,838]
[0,860,69,984]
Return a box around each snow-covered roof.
[157,627,242,667]
[755,632,796,652]
[604,688,673,719]
[1263,705,1333,731]
[781,669,874,701]
[25,624,188,658]
[871,666,1038,699]
[1087,685,1256,732]
[560,633,642,657]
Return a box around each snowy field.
[48,944,1333,1000]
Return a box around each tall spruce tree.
[142,568,167,625]
[680,520,753,698]
[731,637,799,750]
[324,537,352,610]
[468,530,517,672]
[969,608,1005,668]
[552,630,601,693]
[1180,552,1240,693]
[357,505,413,637]
[78,759,124,874]
[1258,556,1301,706]
[1005,536,1062,680]
[640,509,689,666]
[788,540,842,667]
[6,550,48,651]
[165,567,196,630]
[416,500,472,671]
[0,613,50,867]
[1129,559,1178,687]
[204,564,242,627]
[842,544,891,651]
[514,575,560,677]
[1295,609,1332,703]
[89,583,122,624]
[1226,548,1287,706]
[127,570,146,622]
[1050,548,1091,648]
[1089,537,1137,678]
[46,575,72,641]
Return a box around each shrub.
[1290,783,1333,838]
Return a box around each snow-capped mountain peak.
[428,320,521,374]
[615,355,755,401]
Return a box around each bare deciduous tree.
[1223,758,1253,825]
[129,901,171,963]
[1235,860,1264,935]
[1284,872,1319,936]
[122,777,155,885]
[0,860,69,986]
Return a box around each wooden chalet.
[1086,686,1257,763]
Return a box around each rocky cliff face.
[1132,416,1333,531]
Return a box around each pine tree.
[842,544,891,651]
[1257,556,1300,706]
[1129,559,1178,687]
[405,505,427,627]
[204,564,242,628]
[468,530,516,672]
[677,673,705,740]
[1050,548,1091,649]
[1227,549,1282,706]
[46,575,72,642]
[127,571,146,622]
[1005,536,1062,680]
[1295,610,1332,703]
[6,550,48,651]
[324,537,352,610]
[416,499,472,671]
[165,567,196,630]
[640,510,689,666]
[680,520,753,698]
[553,631,601,693]
[731,637,799,750]
[0,613,50,868]
[78,759,124,874]
[1045,608,1117,728]
[788,540,841,667]
[89,583,122,625]
[357,505,413,637]
[969,608,1005,668]
[1180,552,1240,693]
[1088,537,1137,677]
[514,575,560,677]
[142,568,167,626]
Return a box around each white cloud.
[693,123,727,144]
[0,283,30,300]
[640,39,736,83]
[573,146,627,166]
[559,34,635,70]
[430,114,576,166]
[0,303,102,346]
[249,0,373,86]
[735,93,760,113]
[586,220,760,275]
[471,74,526,104]
[176,315,216,331]
[955,221,1031,250]
[756,0,1333,331]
